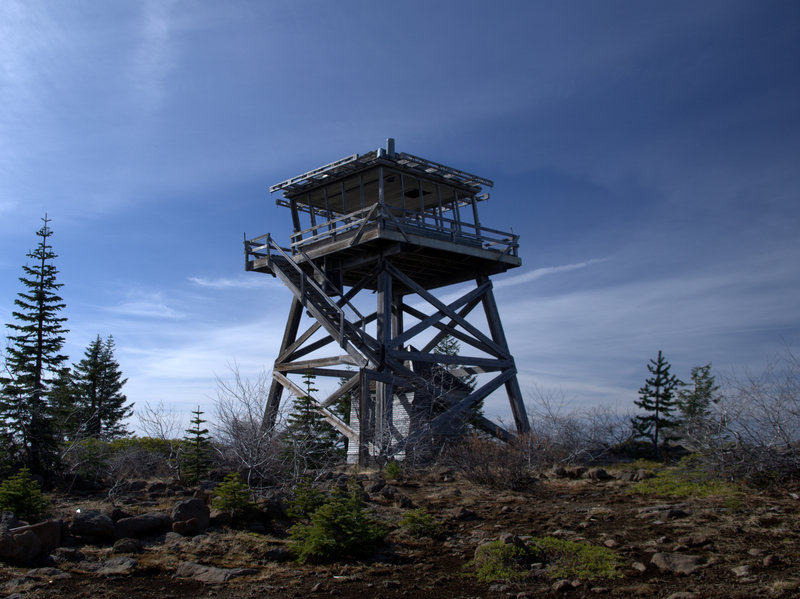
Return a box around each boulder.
[1,512,23,529]
[587,468,612,481]
[0,529,41,563]
[51,547,85,563]
[172,498,210,530]
[650,552,705,575]
[174,561,258,583]
[71,510,115,540]
[112,538,143,554]
[115,512,172,539]
[172,518,201,536]
[94,556,137,575]
[365,479,385,494]
[450,506,478,521]
[10,520,61,555]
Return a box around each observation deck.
[246,140,521,293]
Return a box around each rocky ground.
[1,465,799,598]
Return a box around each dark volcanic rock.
[172,498,210,530]
[71,510,115,540]
[115,512,172,539]
[174,561,258,583]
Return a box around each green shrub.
[213,473,257,519]
[108,436,176,456]
[529,536,622,580]
[628,459,740,498]
[469,537,622,583]
[399,507,441,538]
[384,460,402,480]
[289,482,386,563]
[286,478,326,522]
[0,468,51,523]
[470,540,533,582]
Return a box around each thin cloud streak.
[495,259,607,290]
[130,0,177,116]
[188,276,277,290]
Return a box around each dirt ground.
[2,468,799,598]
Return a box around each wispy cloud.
[495,258,607,290]
[188,276,277,290]
[106,293,184,320]
[130,0,177,115]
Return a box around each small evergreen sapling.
[213,472,257,519]
[182,406,213,484]
[0,467,51,523]
[285,372,342,469]
[289,481,386,562]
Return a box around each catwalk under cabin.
[245,138,530,465]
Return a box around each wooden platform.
[247,216,521,293]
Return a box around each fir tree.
[0,216,69,473]
[433,334,482,425]
[676,363,721,444]
[631,350,682,459]
[182,406,213,484]
[285,372,341,469]
[677,363,720,420]
[65,335,132,440]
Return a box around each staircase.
[262,242,377,364]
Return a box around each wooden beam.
[384,262,508,358]
[272,371,357,441]
[278,367,359,378]
[262,297,303,432]
[420,296,482,353]
[398,297,500,357]
[321,374,359,408]
[388,349,512,371]
[274,355,360,372]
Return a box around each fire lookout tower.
[245,139,529,464]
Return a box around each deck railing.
[244,234,368,342]
[274,203,518,258]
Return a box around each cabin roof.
[270,141,493,205]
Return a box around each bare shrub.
[214,365,345,489]
[689,349,800,485]
[136,400,184,477]
[526,385,632,465]
[445,434,534,490]
[214,366,282,487]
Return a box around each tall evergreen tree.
[0,216,69,473]
[631,350,682,458]
[66,335,132,440]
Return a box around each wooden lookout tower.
[245,139,530,464]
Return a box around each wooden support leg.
[477,275,531,433]
[262,297,303,432]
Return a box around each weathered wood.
[262,297,304,432]
[250,143,528,465]
[388,349,512,371]
[321,374,359,408]
[278,367,360,379]
[392,282,491,350]
[384,261,508,358]
[273,355,360,372]
[478,274,530,433]
[272,370,358,441]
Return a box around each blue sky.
[1,1,799,431]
